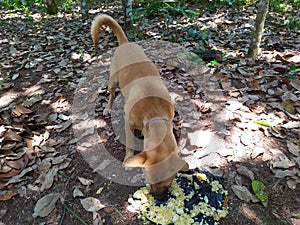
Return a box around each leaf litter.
[0,2,299,225]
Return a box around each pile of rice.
[133,169,228,225]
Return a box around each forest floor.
[0,2,300,225]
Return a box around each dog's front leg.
[124,118,135,162]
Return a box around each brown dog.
[91,14,188,199]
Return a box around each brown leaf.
[0,190,17,201]
[250,80,260,89]
[0,142,18,151]
[236,165,255,180]
[40,168,58,192]
[5,155,29,170]
[4,129,22,142]
[15,104,33,115]
[290,79,300,91]
[36,64,44,72]
[0,168,21,178]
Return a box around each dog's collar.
[143,117,170,127]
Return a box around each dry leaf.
[250,80,260,89]
[231,185,258,203]
[78,177,94,186]
[0,190,17,201]
[41,168,59,192]
[80,197,105,212]
[73,188,84,198]
[273,169,297,178]
[4,129,22,142]
[51,155,68,165]
[270,156,296,169]
[290,79,300,91]
[5,155,28,170]
[36,64,44,72]
[287,141,300,157]
[15,104,33,115]
[0,168,21,178]
[236,165,255,180]
[33,193,60,218]
[6,166,35,185]
[56,120,72,132]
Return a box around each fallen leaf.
[36,64,44,72]
[290,79,300,91]
[0,168,21,178]
[80,197,105,212]
[236,165,255,180]
[286,179,299,190]
[41,168,59,192]
[96,187,104,195]
[273,169,297,178]
[254,120,272,127]
[3,129,22,142]
[287,141,300,157]
[231,185,258,203]
[270,156,296,169]
[250,80,260,89]
[78,177,94,186]
[56,120,72,132]
[252,180,268,207]
[0,190,17,201]
[6,166,35,185]
[51,155,68,165]
[73,188,84,198]
[33,193,60,218]
[15,104,33,115]
[5,155,28,170]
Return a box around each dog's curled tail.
[91,14,128,48]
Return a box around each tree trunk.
[122,0,133,33]
[44,0,58,15]
[247,0,269,59]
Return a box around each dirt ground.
[1,3,300,225]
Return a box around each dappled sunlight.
[0,90,20,108]
[0,0,299,224]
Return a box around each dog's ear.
[123,152,147,167]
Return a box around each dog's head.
[124,119,189,199]
[123,146,189,199]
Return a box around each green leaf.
[292,214,300,219]
[252,180,268,207]
[254,120,272,127]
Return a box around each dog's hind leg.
[103,74,118,116]
[124,118,135,162]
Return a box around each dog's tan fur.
[91,14,188,199]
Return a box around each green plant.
[206,59,219,67]
[25,15,34,28]
[60,0,77,13]
[286,65,300,78]
[285,14,300,28]
[269,0,299,12]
